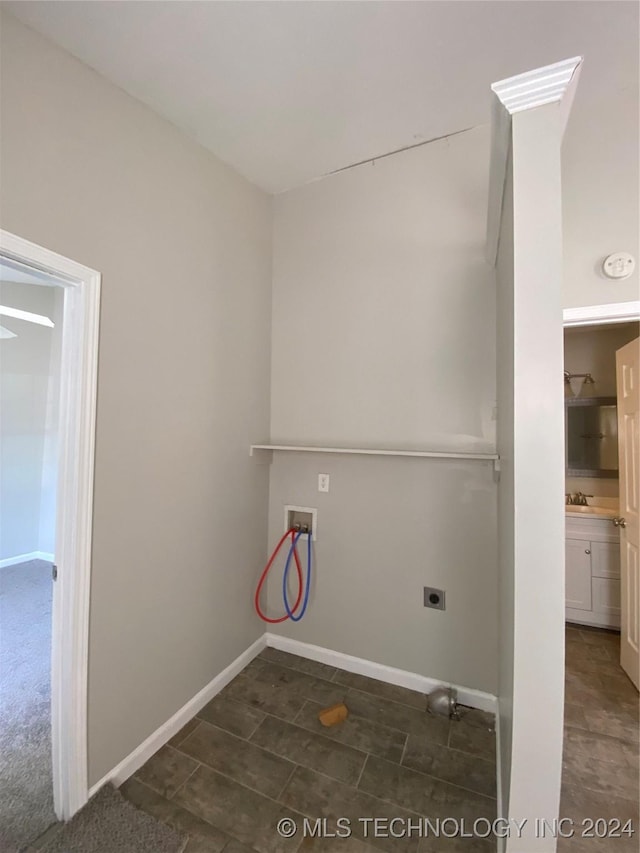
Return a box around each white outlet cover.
[318,473,330,492]
[602,252,635,280]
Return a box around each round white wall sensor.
[602,252,635,280]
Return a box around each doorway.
[0,230,100,848]
[1,263,64,847]
[560,307,639,845]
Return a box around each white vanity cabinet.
[565,516,620,628]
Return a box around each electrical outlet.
[424,587,446,611]
[318,473,330,493]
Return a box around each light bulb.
[564,376,575,398]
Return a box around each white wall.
[0,12,272,786]
[268,126,499,694]
[0,281,57,562]
[272,127,496,451]
[496,153,515,819]
[562,88,639,308]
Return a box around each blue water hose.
[282,528,312,621]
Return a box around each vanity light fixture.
[564,370,596,397]
[564,372,574,398]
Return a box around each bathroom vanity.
[565,510,621,629]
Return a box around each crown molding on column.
[486,56,583,266]
[491,56,583,115]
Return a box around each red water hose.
[254,529,303,623]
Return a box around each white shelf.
[250,444,499,463]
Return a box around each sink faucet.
[566,493,590,505]
[566,492,593,506]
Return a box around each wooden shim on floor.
[318,702,348,727]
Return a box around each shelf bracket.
[249,446,273,465]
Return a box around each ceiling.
[5,1,638,193]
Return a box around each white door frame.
[563,301,640,327]
[0,229,100,820]
[563,302,640,674]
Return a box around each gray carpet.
[32,785,186,853]
[0,559,56,852]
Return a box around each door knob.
[613,517,627,528]
[585,549,591,555]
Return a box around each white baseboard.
[265,633,497,713]
[88,634,267,797]
[0,550,54,569]
[566,609,620,630]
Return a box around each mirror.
[565,397,618,478]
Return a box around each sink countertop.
[565,505,619,519]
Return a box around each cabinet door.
[592,577,621,619]
[591,539,621,579]
[566,538,592,611]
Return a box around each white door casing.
[0,230,100,819]
[616,336,640,690]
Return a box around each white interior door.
[616,336,640,691]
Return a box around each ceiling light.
[0,325,17,339]
[0,305,54,327]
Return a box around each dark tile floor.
[121,648,497,853]
[560,625,639,852]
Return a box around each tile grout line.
[354,752,370,789]
[261,648,338,681]
[173,753,310,814]
[179,717,378,791]
[133,639,630,845]
[167,760,203,801]
[246,715,267,740]
[128,773,278,853]
[398,732,409,766]
[258,653,432,715]
[561,628,638,815]
[130,694,499,846]
[182,718,497,806]
[215,692,411,761]
[281,757,496,821]
[128,764,307,851]
[277,762,300,800]
[191,689,495,768]
[237,654,497,743]
[174,668,496,784]
[123,775,205,833]
[253,709,378,759]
